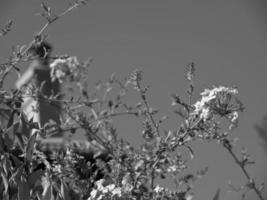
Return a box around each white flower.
[167,165,178,173]
[228,111,239,130]
[154,185,164,193]
[95,179,105,190]
[230,111,238,122]
[66,56,79,71]
[89,189,98,199]
[49,56,81,83]
[191,86,238,121]
[112,187,122,197]
[50,58,66,69]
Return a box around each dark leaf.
[6,110,15,129]
[9,154,22,167]
[4,122,19,149]
[0,137,4,154]
[27,169,44,189]
[18,113,31,139]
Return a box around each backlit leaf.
[1,171,8,194]
[25,131,37,162]
[42,184,54,200]
[60,181,70,200]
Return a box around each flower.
[88,179,122,200]
[191,86,239,122]
[49,56,81,83]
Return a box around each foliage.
[0,1,265,200]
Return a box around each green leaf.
[212,188,220,200]
[60,181,70,200]
[25,131,37,162]
[18,179,30,200]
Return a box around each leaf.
[2,156,10,175]
[27,169,44,189]
[1,171,9,194]
[4,122,19,148]
[41,2,51,15]
[42,184,54,200]
[18,113,31,139]
[9,154,22,167]
[0,137,4,154]
[6,110,15,129]
[18,179,30,200]
[60,181,70,200]
[186,145,194,159]
[25,131,37,162]
[212,188,220,200]
[9,165,23,182]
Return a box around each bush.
[0,1,265,200]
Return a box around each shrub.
[0,1,265,200]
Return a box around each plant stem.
[0,2,84,81]
[224,144,265,200]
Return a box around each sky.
[1,0,267,199]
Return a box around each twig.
[0,2,86,83]
[136,82,160,137]
[223,143,265,200]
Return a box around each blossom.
[49,56,81,83]
[154,185,164,193]
[191,86,238,122]
[88,179,122,200]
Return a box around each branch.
[0,1,87,83]
[223,142,265,200]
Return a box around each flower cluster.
[126,69,143,91]
[50,56,88,83]
[191,86,239,129]
[88,179,122,200]
[154,185,193,200]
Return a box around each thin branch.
[223,143,265,200]
[0,2,86,82]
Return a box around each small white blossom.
[154,185,164,193]
[88,180,122,200]
[50,56,81,83]
[167,165,178,173]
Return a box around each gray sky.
[1,0,267,199]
